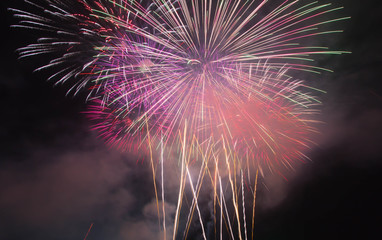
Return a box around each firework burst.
[11,0,349,239]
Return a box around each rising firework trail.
[11,0,349,239]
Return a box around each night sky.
[1,1,382,240]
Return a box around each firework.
[12,0,348,239]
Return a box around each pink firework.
[12,0,349,173]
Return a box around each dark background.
[1,1,382,240]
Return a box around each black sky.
[1,1,382,240]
